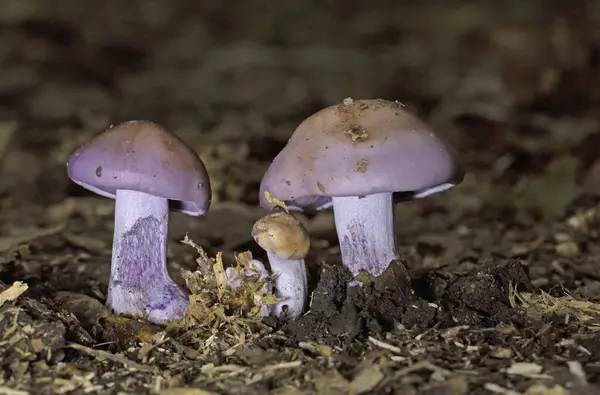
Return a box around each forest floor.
[1,1,600,394]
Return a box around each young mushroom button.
[252,211,310,320]
[67,120,211,325]
[259,98,464,278]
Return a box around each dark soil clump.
[287,260,533,341]
[414,260,534,326]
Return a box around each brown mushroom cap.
[259,98,464,210]
[67,120,211,215]
[251,212,310,260]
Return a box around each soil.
[1,1,600,394]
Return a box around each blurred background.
[0,0,599,276]
[0,0,597,210]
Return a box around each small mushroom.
[251,211,309,320]
[67,120,211,324]
[259,99,463,278]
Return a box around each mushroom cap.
[259,98,464,211]
[67,120,211,216]
[251,212,310,260]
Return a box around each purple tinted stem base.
[332,192,398,277]
[106,189,189,325]
[267,251,307,320]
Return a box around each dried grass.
[166,235,277,355]
[509,283,600,323]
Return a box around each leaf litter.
[2,1,600,394]
[167,235,278,355]
[510,284,600,324]
[0,282,28,307]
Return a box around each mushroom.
[251,211,310,320]
[259,98,463,278]
[67,120,211,324]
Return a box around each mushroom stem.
[267,251,307,320]
[332,192,398,277]
[107,189,189,324]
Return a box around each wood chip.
[260,360,302,372]
[505,362,552,379]
[368,336,402,354]
[298,341,333,357]
[349,364,384,394]
[160,389,217,395]
[0,386,29,395]
[0,223,66,252]
[0,281,28,307]
[484,383,521,395]
[524,384,570,395]
[567,360,587,384]
[67,343,157,373]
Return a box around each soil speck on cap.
[344,125,369,142]
[317,181,326,194]
[355,158,368,172]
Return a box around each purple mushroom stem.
[332,192,397,277]
[67,120,211,325]
[266,251,307,319]
[107,189,189,324]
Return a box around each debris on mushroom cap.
[263,191,289,212]
[258,98,464,211]
[252,212,310,260]
[66,120,211,216]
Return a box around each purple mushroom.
[259,99,463,278]
[67,120,211,324]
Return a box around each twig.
[0,386,29,395]
[67,343,157,373]
[368,336,402,354]
[0,282,28,307]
